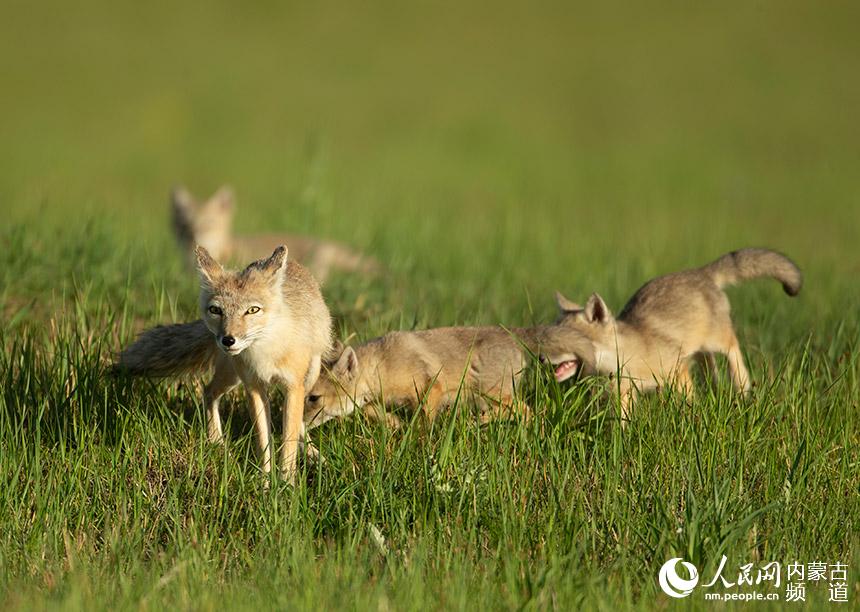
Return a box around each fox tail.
[704,248,802,296]
[113,320,217,377]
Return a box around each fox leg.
[203,355,240,443]
[696,352,718,387]
[478,395,531,424]
[420,382,447,423]
[280,380,306,484]
[363,404,403,429]
[617,380,636,427]
[244,382,273,475]
[304,354,322,389]
[299,355,324,461]
[723,335,751,394]
[672,362,695,399]
[478,377,530,424]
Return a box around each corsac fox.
[554,248,802,422]
[171,186,378,283]
[302,323,594,430]
[115,245,332,482]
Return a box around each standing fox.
[554,248,802,422]
[115,245,332,482]
[171,186,378,283]
[303,323,594,430]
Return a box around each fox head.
[196,245,288,355]
[304,343,366,429]
[531,319,598,384]
[172,186,236,262]
[553,291,616,379]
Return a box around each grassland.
[1,1,859,609]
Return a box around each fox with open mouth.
[554,248,802,423]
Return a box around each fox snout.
[216,332,248,354]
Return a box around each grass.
[1,1,859,609]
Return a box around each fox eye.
[246,306,261,315]
[307,394,320,403]
[208,305,223,316]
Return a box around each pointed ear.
[555,291,582,314]
[195,245,224,287]
[332,346,359,380]
[326,338,345,362]
[171,186,196,216]
[584,293,611,324]
[171,187,197,244]
[210,186,235,213]
[256,245,289,285]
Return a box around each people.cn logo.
[658,558,700,598]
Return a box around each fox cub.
[116,245,332,482]
[554,248,802,422]
[303,323,594,430]
[171,186,378,283]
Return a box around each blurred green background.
[3,1,858,317]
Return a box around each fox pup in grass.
[172,186,379,283]
[554,248,802,423]
[303,323,594,430]
[116,245,332,482]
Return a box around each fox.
[115,245,332,482]
[553,248,802,422]
[171,186,379,283]
[302,323,595,430]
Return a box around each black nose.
[221,336,236,347]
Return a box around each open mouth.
[553,358,581,383]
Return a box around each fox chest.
[237,345,310,387]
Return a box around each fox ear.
[584,293,611,324]
[171,186,196,216]
[332,346,359,380]
[258,245,289,285]
[555,291,582,314]
[172,187,197,244]
[211,186,235,213]
[195,245,224,287]
[326,338,345,362]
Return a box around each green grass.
[1,1,859,609]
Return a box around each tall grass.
[1,0,859,609]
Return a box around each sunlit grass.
[1,0,859,609]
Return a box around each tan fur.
[171,186,380,283]
[114,320,216,376]
[555,248,802,423]
[115,245,332,482]
[303,324,594,430]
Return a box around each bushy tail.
[113,320,217,377]
[704,248,802,296]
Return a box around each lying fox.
[115,245,332,482]
[302,323,594,430]
[554,248,802,422]
[171,186,378,283]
